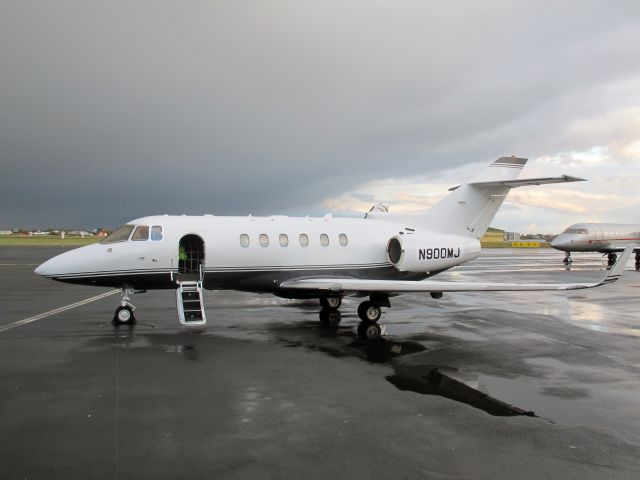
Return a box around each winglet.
[598,246,633,286]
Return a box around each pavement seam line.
[0,290,120,333]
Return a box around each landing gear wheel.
[320,296,342,309]
[607,253,617,266]
[563,253,572,265]
[357,321,382,340]
[114,305,135,325]
[319,308,342,326]
[357,301,382,322]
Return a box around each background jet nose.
[550,236,568,249]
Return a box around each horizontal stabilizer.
[469,175,585,189]
[280,246,632,294]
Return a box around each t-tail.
[419,156,585,238]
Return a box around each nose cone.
[550,235,568,251]
[34,244,101,279]
[35,251,75,278]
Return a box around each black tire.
[357,301,382,322]
[114,305,135,325]
[357,321,382,340]
[320,296,342,309]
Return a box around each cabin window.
[240,234,250,248]
[131,225,149,241]
[151,226,163,241]
[259,234,269,247]
[101,224,135,244]
[279,234,289,247]
[299,234,309,247]
[320,233,329,247]
[339,233,348,246]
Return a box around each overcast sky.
[1,1,639,232]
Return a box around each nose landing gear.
[114,305,135,324]
[112,288,138,325]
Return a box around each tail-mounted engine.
[387,233,481,272]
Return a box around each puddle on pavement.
[275,327,538,418]
[387,363,536,417]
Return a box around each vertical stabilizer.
[419,157,527,238]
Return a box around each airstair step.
[176,281,206,327]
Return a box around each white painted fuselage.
[35,214,481,294]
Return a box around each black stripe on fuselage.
[45,263,393,280]
[47,266,432,293]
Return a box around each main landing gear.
[317,295,388,340]
[356,295,390,341]
[113,288,137,325]
[608,251,640,269]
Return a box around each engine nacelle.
[387,233,481,272]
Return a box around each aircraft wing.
[280,246,632,294]
[469,175,586,188]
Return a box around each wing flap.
[280,247,632,294]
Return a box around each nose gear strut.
[112,288,142,325]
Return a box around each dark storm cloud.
[1,0,639,227]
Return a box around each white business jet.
[35,157,633,339]
[551,223,640,265]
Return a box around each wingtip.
[562,175,587,183]
[601,245,634,284]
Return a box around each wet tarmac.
[1,247,640,479]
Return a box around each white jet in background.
[35,157,633,340]
[551,223,640,266]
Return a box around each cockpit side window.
[562,228,588,234]
[131,225,150,241]
[101,225,135,243]
[151,226,163,241]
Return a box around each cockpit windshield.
[562,228,588,235]
[101,225,135,243]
